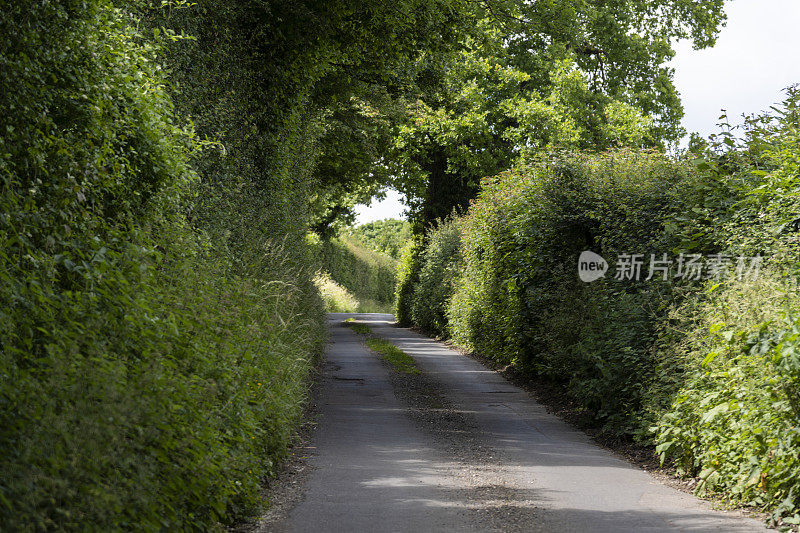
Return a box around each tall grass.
[314,272,360,312]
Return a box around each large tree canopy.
[385,0,727,230]
[176,0,727,236]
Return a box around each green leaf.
[700,403,729,423]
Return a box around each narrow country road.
[269,313,766,532]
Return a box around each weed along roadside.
[344,318,421,374]
[344,317,374,336]
[366,338,421,375]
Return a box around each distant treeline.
[345,219,412,260]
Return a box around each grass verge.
[343,319,372,335]
[365,338,420,375]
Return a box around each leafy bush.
[655,275,800,523]
[651,90,800,525]
[447,170,529,366]
[410,217,463,336]
[0,2,325,529]
[447,151,691,432]
[394,236,424,325]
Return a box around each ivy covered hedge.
[400,91,800,524]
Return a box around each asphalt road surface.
[270,313,766,532]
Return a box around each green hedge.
[404,96,800,522]
[651,93,800,523]
[410,217,462,336]
[314,236,397,310]
[654,275,800,523]
[394,236,424,325]
[0,2,324,529]
[447,151,690,432]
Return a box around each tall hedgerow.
[447,152,692,433]
[410,217,463,336]
[394,235,424,325]
[0,1,324,529]
[312,236,397,309]
[652,90,800,524]
[447,170,530,367]
[405,90,800,523]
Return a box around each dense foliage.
[653,93,800,525]
[0,0,465,528]
[455,152,694,429]
[312,235,397,313]
[0,1,326,529]
[8,0,798,527]
[401,90,800,524]
[313,272,361,313]
[389,0,727,230]
[345,218,412,259]
[410,217,463,336]
[394,236,425,325]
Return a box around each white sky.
[354,189,407,224]
[671,0,800,141]
[355,0,800,224]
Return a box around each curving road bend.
[269,313,766,532]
